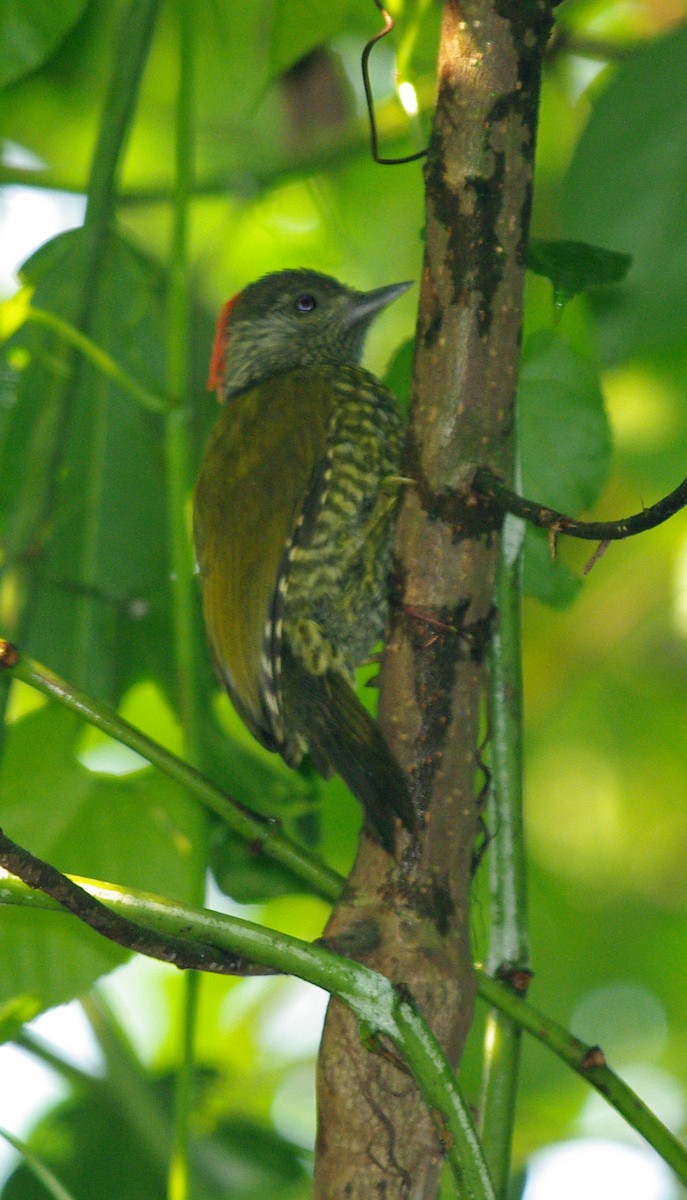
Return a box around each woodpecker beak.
[346,280,414,326]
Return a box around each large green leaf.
[561,23,687,362]
[0,703,208,1009]
[0,228,174,703]
[518,330,611,606]
[0,0,88,89]
[519,330,611,513]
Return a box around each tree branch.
[473,467,687,544]
[0,827,258,976]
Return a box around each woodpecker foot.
[402,605,462,648]
[403,602,496,662]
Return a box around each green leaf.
[0,996,42,1045]
[521,527,581,610]
[0,704,208,1010]
[0,0,88,89]
[519,330,611,513]
[0,1128,77,1200]
[2,1071,309,1200]
[527,239,632,304]
[0,907,125,1022]
[561,22,687,361]
[210,828,321,904]
[1,704,208,895]
[0,228,174,704]
[268,0,353,78]
[518,330,611,606]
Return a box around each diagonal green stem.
[83,0,159,234]
[70,0,161,687]
[477,969,687,1186]
[0,644,342,900]
[2,833,685,1189]
[23,307,168,413]
[0,1127,77,1200]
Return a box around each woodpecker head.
[208,268,412,400]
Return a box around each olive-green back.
[193,368,336,746]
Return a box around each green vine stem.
[5,851,687,1192]
[0,869,495,1200]
[3,642,686,1187]
[163,9,201,1194]
[169,971,200,1200]
[0,642,342,901]
[477,969,687,1185]
[479,513,530,1194]
[164,0,201,771]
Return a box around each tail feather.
[281,645,415,854]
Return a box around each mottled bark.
[313,3,552,1197]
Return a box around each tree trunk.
[312,3,553,1196]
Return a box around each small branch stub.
[0,640,19,669]
[581,1045,607,1071]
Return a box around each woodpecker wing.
[267,368,417,851]
[193,369,336,747]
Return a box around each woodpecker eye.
[295,293,317,313]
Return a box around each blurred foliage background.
[1,0,687,1196]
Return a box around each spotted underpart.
[259,364,405,766]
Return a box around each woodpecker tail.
[281,645,416,854]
